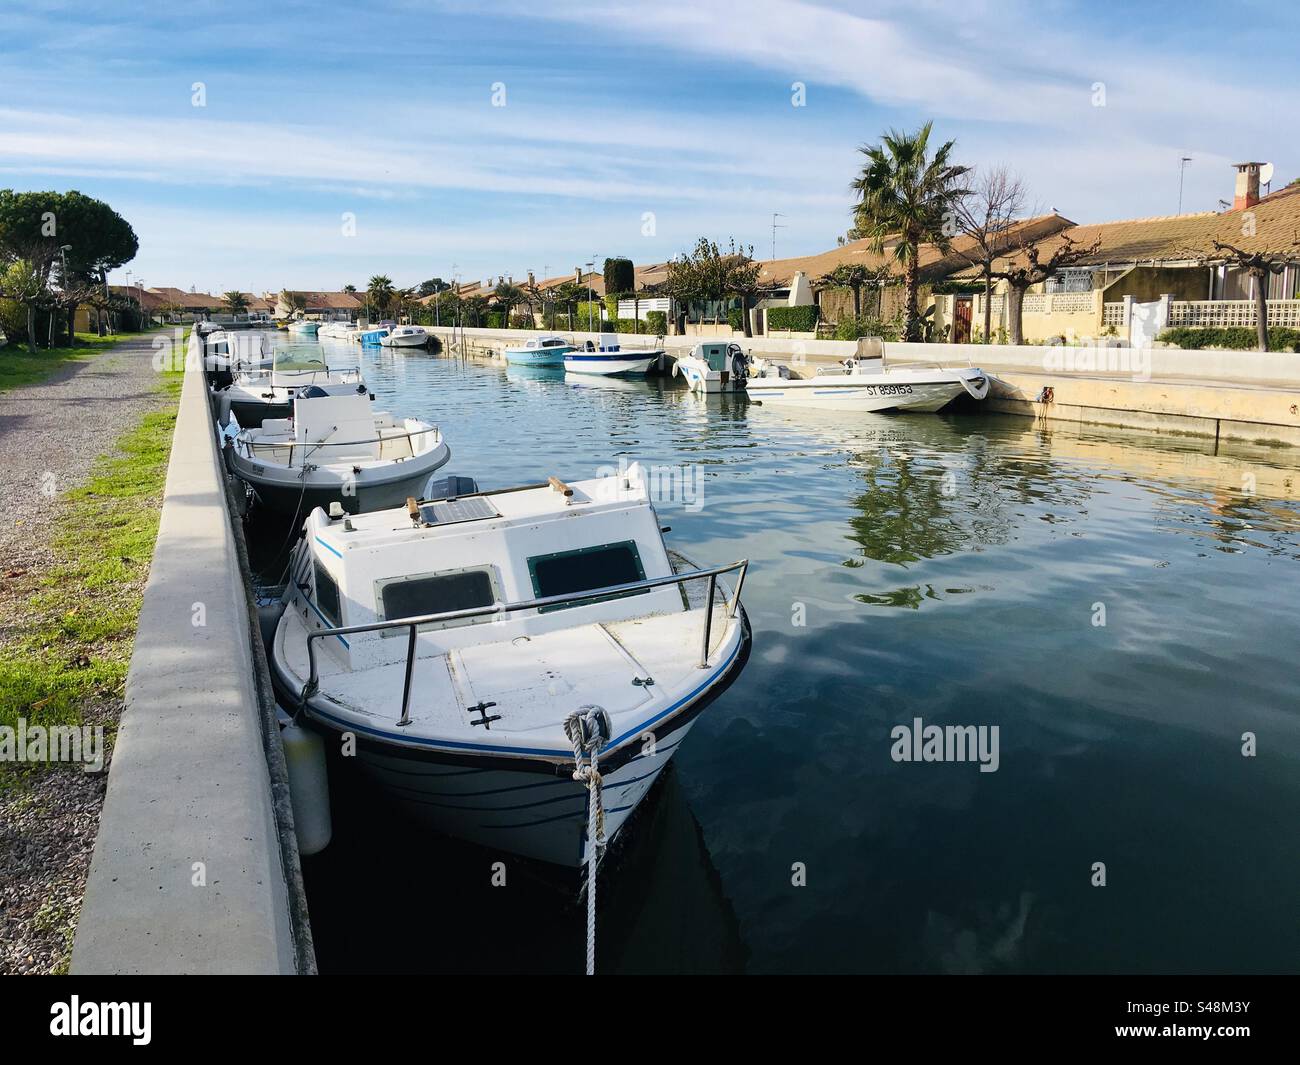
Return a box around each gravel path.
[0,333,178,974]
[0,335,172,578]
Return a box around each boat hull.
[505,349,570,366]
[230,441,451,515]
[276,609,750,866]
[564,354,657,376]
[379,333,430,348]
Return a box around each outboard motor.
[727,344,750,384]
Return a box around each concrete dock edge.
[72,355,311,974]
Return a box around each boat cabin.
[291,463,686,677]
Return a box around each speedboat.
[672,341,750,394]
[287,320,320,336]
[378,325,431,348]
[745,351,990,412]
[227,386,450,516]
[219,351,368,426]
[564,333,662,377]
[318,321,355,340]
[268,463,751,866]
[503,334,574,366]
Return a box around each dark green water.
[267,337,1300,974]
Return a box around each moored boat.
[378,325,431,348]
[219,350,368,426]
[268,463,751,866]
[564,333,662,377]
[287,320,320,336]
[503,334,575,366]
[746,350,990,412]
[672,341,751,393]
[227,386,449,515]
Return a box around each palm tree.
[366,275,395,318]
[222,290,249,314]
[343,283,357,294]
[493,280,528,327]
[850,122,970,341]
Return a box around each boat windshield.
[274,351,328,372]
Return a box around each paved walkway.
[0,335,172,575]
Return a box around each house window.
[376,567,498,630]
[1045,270,1094,294]
[527,541,647,612]
[313,562,342,627]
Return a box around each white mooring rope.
[564,705,610,977]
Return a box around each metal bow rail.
[239,425,441,466]
[299,558,749,727]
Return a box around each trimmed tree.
[954,166,1027,343]
[992,233,1101,345]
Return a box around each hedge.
[1158,326,1300,352]
[645,310,667,334]
[766,305,819,332]
[727,308,743,331]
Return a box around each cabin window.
[313,562,342,627]
[376,566,498,631]
[527,540,647,613]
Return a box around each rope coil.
[564,705,611,976]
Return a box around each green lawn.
[0,365,183,793]
[0,329,167,392]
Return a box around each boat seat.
[294,392,380,460]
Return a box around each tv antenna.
[1177,156,1193,214]
[771,213,787,260]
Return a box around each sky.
[1,0,1296,294]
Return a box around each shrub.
[1158,325,1300,351]
[614,319,646,334]
[571,300,604,331]
[645,311,667,335]
[834,313,904,342]
[509,313,535,329]
[485,312,504,329]
[726,308,743,331]
[766,305,819,332]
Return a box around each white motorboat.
[219,350,368,426]
[227,386,450,516]
[564,333,662,376]
[746,350,990,412]
[287,320,320,336]
[378,325,431,348]
[318,321,355,340]
[268,463,751,866]
[192,329,273,386]
[672,341,751,393]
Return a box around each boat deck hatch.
[418,496,501,526]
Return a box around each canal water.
[251,334,1300,974]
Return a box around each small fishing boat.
[564,333,662,377]
[357,326,391,345]
[378,325,431,348]
[268,464,751,866]
[220,351,368,426]
[672,341,751,393]
[746,350,990,412]
[287,320,320,336]
[227,386,450,515]
[503,334,575,366]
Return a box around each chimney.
[1232,161,1263,211]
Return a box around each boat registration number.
[855,384,913,396]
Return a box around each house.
[273,290,363,320]
[936,162,1300,343]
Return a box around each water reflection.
[240,332,1300,973]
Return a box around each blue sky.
[2,0,1296,293]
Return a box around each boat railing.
[299,558,749,727]
[239,425,440,465]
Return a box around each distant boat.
[228,386,450,515]
[564,333,661,377]
[287,320,320,336]
[357,326,391,346]
[503,334,574,366]
[378,325,431,348]
[746,349,990,412]
[318,322,354,340]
